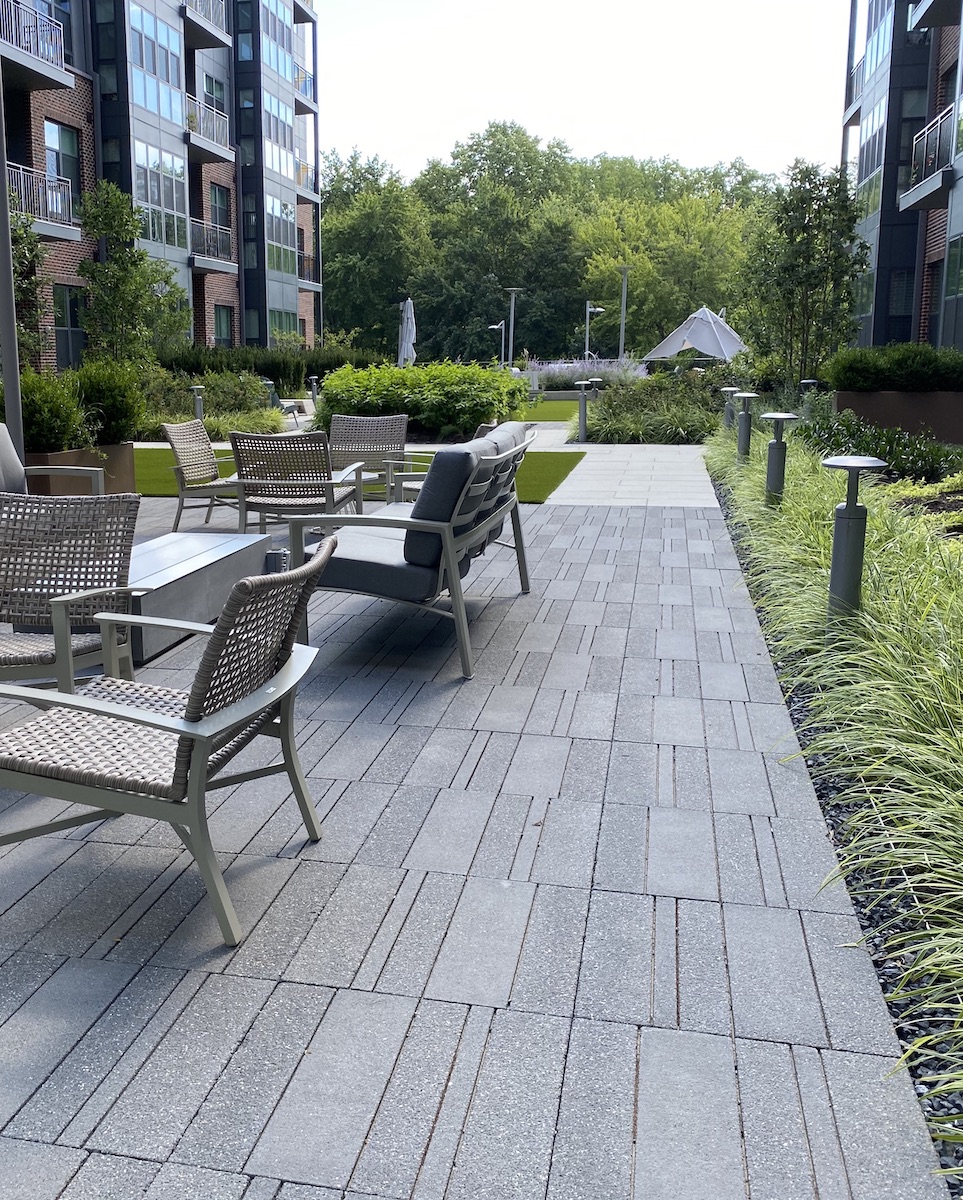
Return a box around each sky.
[316,0,852,182]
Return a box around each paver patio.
[0,436,949,1199]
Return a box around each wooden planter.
[834,391,963,443]
[24,442,136,495]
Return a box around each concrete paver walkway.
[0,439,947,1199]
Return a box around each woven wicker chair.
[0,492,140,693]
[230,430,364,534]
[0,536,338,946]
[328,413,408,497]
[161,419,238,532]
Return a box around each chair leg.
[174,814,242,946]
[204,496,215,524]
[172,496,185,533]
[510,505,531,593]
[279,694,322,840]
[446,568,474,679]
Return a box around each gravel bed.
[716,479,963,1190]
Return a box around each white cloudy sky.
[316,0,852,181]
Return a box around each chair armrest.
[94,611,215,637]
[330,461,365,484]
[0,644,317,739]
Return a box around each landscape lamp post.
[190,385,205,420]
[823,455,888,619]
[618,266,629,360]
[488,321,505,367]
[585,302,604,359]
[720,386,740,429]
[760,412,798,505]
[735,392,757,458]
[506,288,522,369]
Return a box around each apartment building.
[1,0,322,367]
[845,0,963,347]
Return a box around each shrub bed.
[799,408,963,483]
[158,344,384,394]
[706,429,963,1183]
[312,362,530,439]
[579,372,720,444]
[825,343,963,392]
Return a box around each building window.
[130,4,183,124]
[213,304,232,346]
[261,0,294,81]
[45,120,81,215]
[134,140,187,249]
[263,91,295,179]
[36,0,73,63]
[210,183,230,230]
[203,73,226,113]
[268,309,297,345]
[53,284,86,369]
[265,194,296,274]
[947,237,963,299]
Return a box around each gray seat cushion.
[0,425,27,494]
[314,524,441,603]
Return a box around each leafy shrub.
[76,359,144,444]
[1,368,89,452]
[825,344,963,392]
[582,372,720,444]
[798,408,963,483]
[313,362,529,438]
[139,368,270,418]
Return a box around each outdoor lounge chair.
[0,536,338,946]
[328,412,408,497]
[230,430,364,533]
[161,419,238,532]
[289,422,535,678]
[0,421,105,495]
[0,491,141,692]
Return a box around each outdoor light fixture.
[823,455,888,618]
[760,411,799,505]
[488,320,506,368]
[505,288,522,369]
[585,302,605,359]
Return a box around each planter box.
[24,443,136,495]
[834,390,963,443]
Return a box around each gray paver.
[0,1138,85,1200]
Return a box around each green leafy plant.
[578,372,720,444]
[798,408,963,483]
[313,362,529,438]
[2,368,88,453]
[76,359,145,444]
[825,344,963,392]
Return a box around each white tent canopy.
[642,306,747,362]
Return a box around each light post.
[735,391,757,458]
[760,412,799,505]
[488,321,506,367]
[190,385,205,421]
[0,57,23,459]
[585,302,605,359]
[720,386,740,429]
[617,266,629,360]
[506,288,522,369]
[823,455,888,618]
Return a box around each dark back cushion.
[0,425,26,494]
[403,438,492,568]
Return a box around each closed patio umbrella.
[643,306,747,362]
[397,297,417,366]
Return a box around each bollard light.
[760,412,799,505]
[734,392,757,458]
[720,386,740,429]
[823,455,887,618]
[308,375,318,406]
[799,379,818,419]
[190,384,205,421]
[575,380,590,442]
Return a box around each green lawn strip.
[135,445,582,504]
[521,399,578,422]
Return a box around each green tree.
[9,203,49,367]
[736,160,868,385]
[77,180,187,363]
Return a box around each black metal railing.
[190,218,232,260]
[297,251,319,282]
[910,104,955,188]
[8,162,72,223]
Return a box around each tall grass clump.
[707,428,963,1163]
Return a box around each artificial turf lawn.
[134,446,584,505]
[522,399,578,422]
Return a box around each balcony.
[899,105,956,212]
[844,56,864,125]
[909,0,960,29]
[297,251,320,287]
[185,95,234,164]
[0,0,72,90]
[8,162,80,240]
[294,64,316,113]
[181,0,230,50]
[293,0,315,21]
[296,158,318,197]
[189,218,237,274]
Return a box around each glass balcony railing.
[0,0,64,70]
[190,218,232,260]
[297,251,319,283]
[185,0,226,31]
[186,95,230,149]
[296,158,317,192]
[909,104,954,188]
[847,56,864,109]
[8,162,72,224]
[294,64,314,103]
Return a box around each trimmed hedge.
[312,363,531,438]
[158,344,386,395]
[825,344,963,392]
